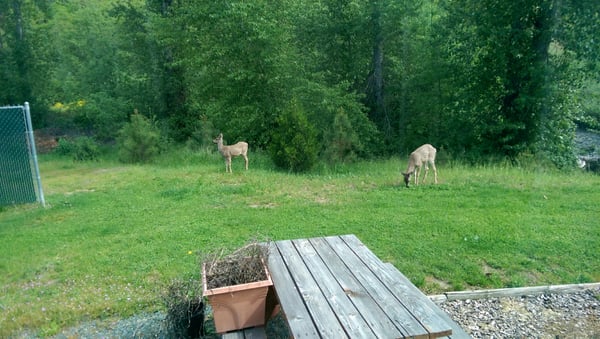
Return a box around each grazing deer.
[402,144,438,187]
[212,133,249,173]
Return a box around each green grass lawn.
[1,149,599,336]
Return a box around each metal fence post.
[24,102,46,207]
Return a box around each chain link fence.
[0,103,45,206]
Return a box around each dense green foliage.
[1,0,599,169]
[54,136,101,161]
[0,153,598,336]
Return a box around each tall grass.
[1,149,598,336]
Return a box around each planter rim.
[202,261,273,297]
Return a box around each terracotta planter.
[202,261,274,333]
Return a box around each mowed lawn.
[1,150,599,336]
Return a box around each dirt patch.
[249,202,278,209]
[65,189,96,195]
[34,129,60,153]
[425,276,451,290]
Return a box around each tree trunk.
[366,2,391,137]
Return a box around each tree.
[157,0,296,147]
[439,0,576,164]
[117,111,161,163]
[289,0,381,156]
[364,0,389,138]
[553,0,600,131]
[372,0,432,152]
[0,1,31,104]
[41,1,130,138]
[109,1,166,122]
[322,108,361,163]
[0,0,51,123]
[269,99,318,172]
[291,0,372,90]
[3,0,595,166]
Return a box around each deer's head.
[213,133,223,144]
[402,172,412,188]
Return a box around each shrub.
[117,112,161,163]
[322,108,360,164]
[269,100,318,172]
[53,136,100,161]
[185,115,216,151]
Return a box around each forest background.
[1,0,599,169]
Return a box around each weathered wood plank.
[275,240,348,338]
[340,234,453,338]
[292,238,377,338]
[382,264,471,339]
[379,263,469,339]
[267,242,319,338]
[325,235,430,339]
[309,237,410,338]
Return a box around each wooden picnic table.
[267,234,469,338]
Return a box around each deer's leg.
[227,157,232,173]
[414,167,419,185]
[243,154,248,170]
[423,164,429,184]
[431,161,438,184]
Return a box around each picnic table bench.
[264,234,470,338]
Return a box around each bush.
[269,100,318,172]
[117,112,161,163]
[292,80,381,158]
[322,108,360,164]
[53,136,100,161]
[185,115,216,151]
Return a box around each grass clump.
[162,278,204,339]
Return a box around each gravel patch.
[11,312,171,339]
[50,313,171,339]
[437,286,600,338]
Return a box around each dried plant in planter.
[201,238,277,334]
[203,240,271,289]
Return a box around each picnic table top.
[267,234,466,339]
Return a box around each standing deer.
[213,133,248,173]
[402,144,438,187]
